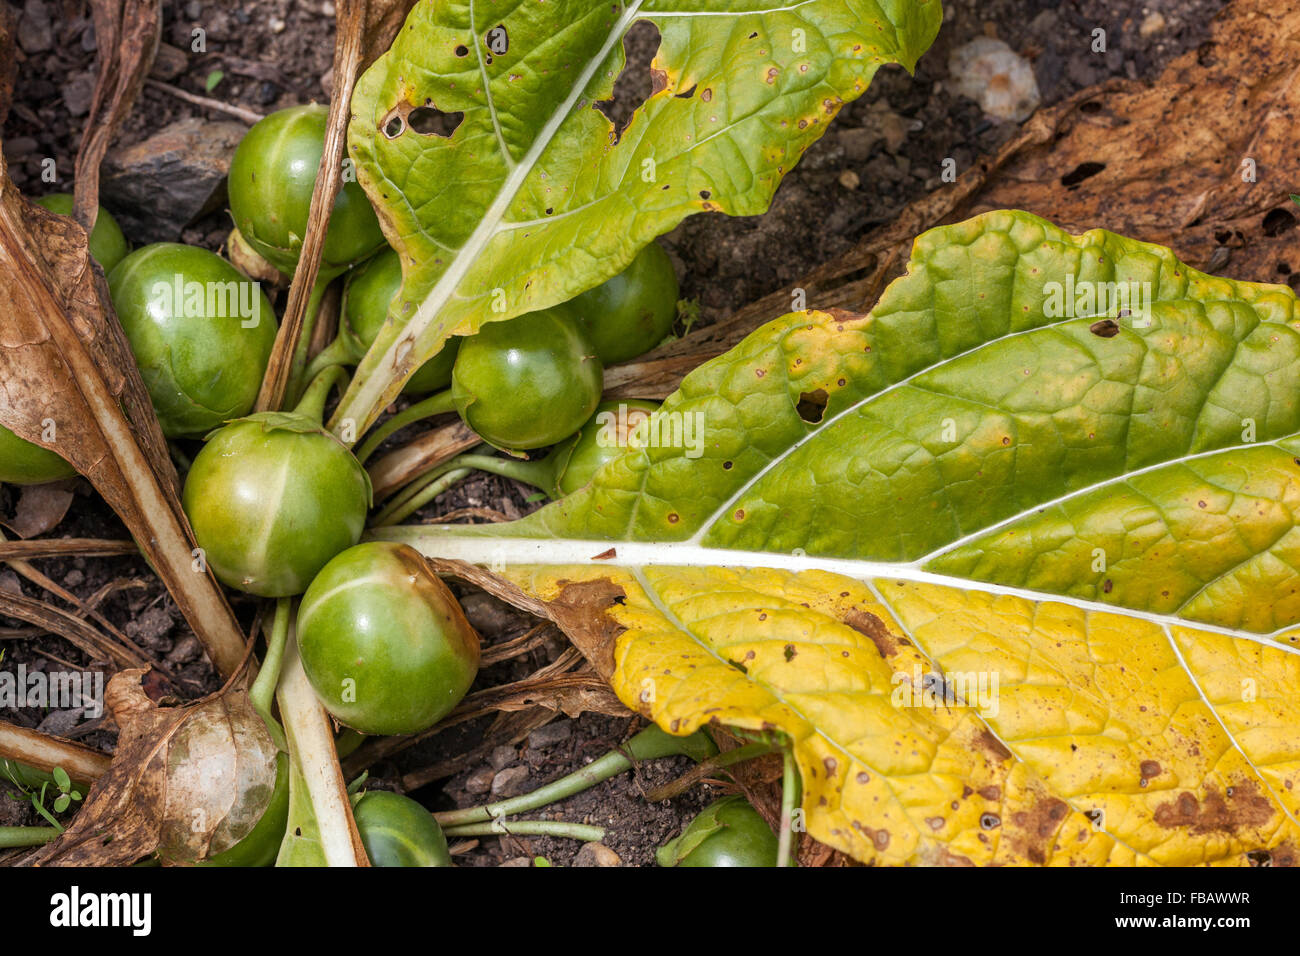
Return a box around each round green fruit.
[569,242,678,365]
[353,790,452,867]
[107,243,277,438]
[451,307,603,450]
[297,541,480,736]
[0,426,75,485]
[181,413,371,597]
[552,399,659,496]
[228,104,385,277]
[656,795,780,867]
[34,193,130,273]
[343,248,458,393]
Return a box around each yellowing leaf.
[493,562,1300,866]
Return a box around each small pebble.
[465,765,494,795]
[62,568,84,588]
[498,857,532,867]
[269,16,286,33]
[488,744,517,771]
[573,842,621,867]
[838,169,860,190]
[528,720,573,750]
[1140,12,1166,37]
[491,765,531,797]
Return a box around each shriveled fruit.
[181,413,371,597]
[297,541,480,735]
[107,243,277,438]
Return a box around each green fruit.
[228,104,385,277]
[353,791,452,867]
[451,307,603,450]
[297,541,480,736]
[569,243,678,365]
[107,243,277,438]
[552,399,659,496]
[182,413,371,597]
[202,752,290,867]
[656,796,780,867]
[34,193,130,273]
[0,426,75,485]
[343,248,458,393]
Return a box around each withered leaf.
[25,670,278,866]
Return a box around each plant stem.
[435,724,716,828]
[356,389,457,464]
[370,468,473,526]
[250,598,291,751]
[440,820,606,842]
[301,334,360,388]
[371,447,555,526]
[284,273,336,407]
[0,826,59,849]
[641,740,774,802]
[293,365,350,425]
[777,744,798,869]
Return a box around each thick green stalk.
[355,389,457,464]
[250,598,292,752]
[370,468,473,526]
[777,744,798,869]
[435,724,716,827]
[0,826,58,849]
[284,273,336,407]
[301,334,360,389]
[293,365,350,425]
[371,450,554,526]
[441,820,606,842]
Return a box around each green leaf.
[52,766,71,792]
[205,69,224,93]
[53,793,70,813]
[334,0,943,436]
[380,210,1300,865]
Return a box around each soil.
[0,0,1227,865]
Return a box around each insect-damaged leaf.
[333,0,942,435]
[385,210,1300,864]
[24,670,279,866]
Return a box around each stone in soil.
[465,765,494,795]
[100,117,249,243]
[488,744,517,771]
[573,842,621,867]
[490,766,530,797]
[527,719,574,751]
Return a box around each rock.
[185,0,203,18]
[2,136,38,161]
[37,706,84,738]
[489,744,517,770]
[1140,12,1166,37]
[17,0,52,54]
[838,169,860,190]
[465,765,495,795]
[124,606,173,648]
[101,117,249,243]
[573,842,621,867]
[62,568,84,588]
[948,37,1041,123]
[460,590,519,636]
[165,634,200,665]
[0,570,23,596]
[839,127,880,162]
[150,43,190,81]
[528,720,573,751]
[490,765,530,797]
[60,72,96,117]
[498,856,532,867]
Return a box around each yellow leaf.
[501,563,1300,866]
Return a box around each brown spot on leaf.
[843,608,899,658]
[1090,318,1120,337]
[1153,783,1275,836]
[975,730,1012,762]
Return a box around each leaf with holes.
[380,210,1300,864]
[334,0,942,435]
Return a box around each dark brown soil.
[1,0,1226,865]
